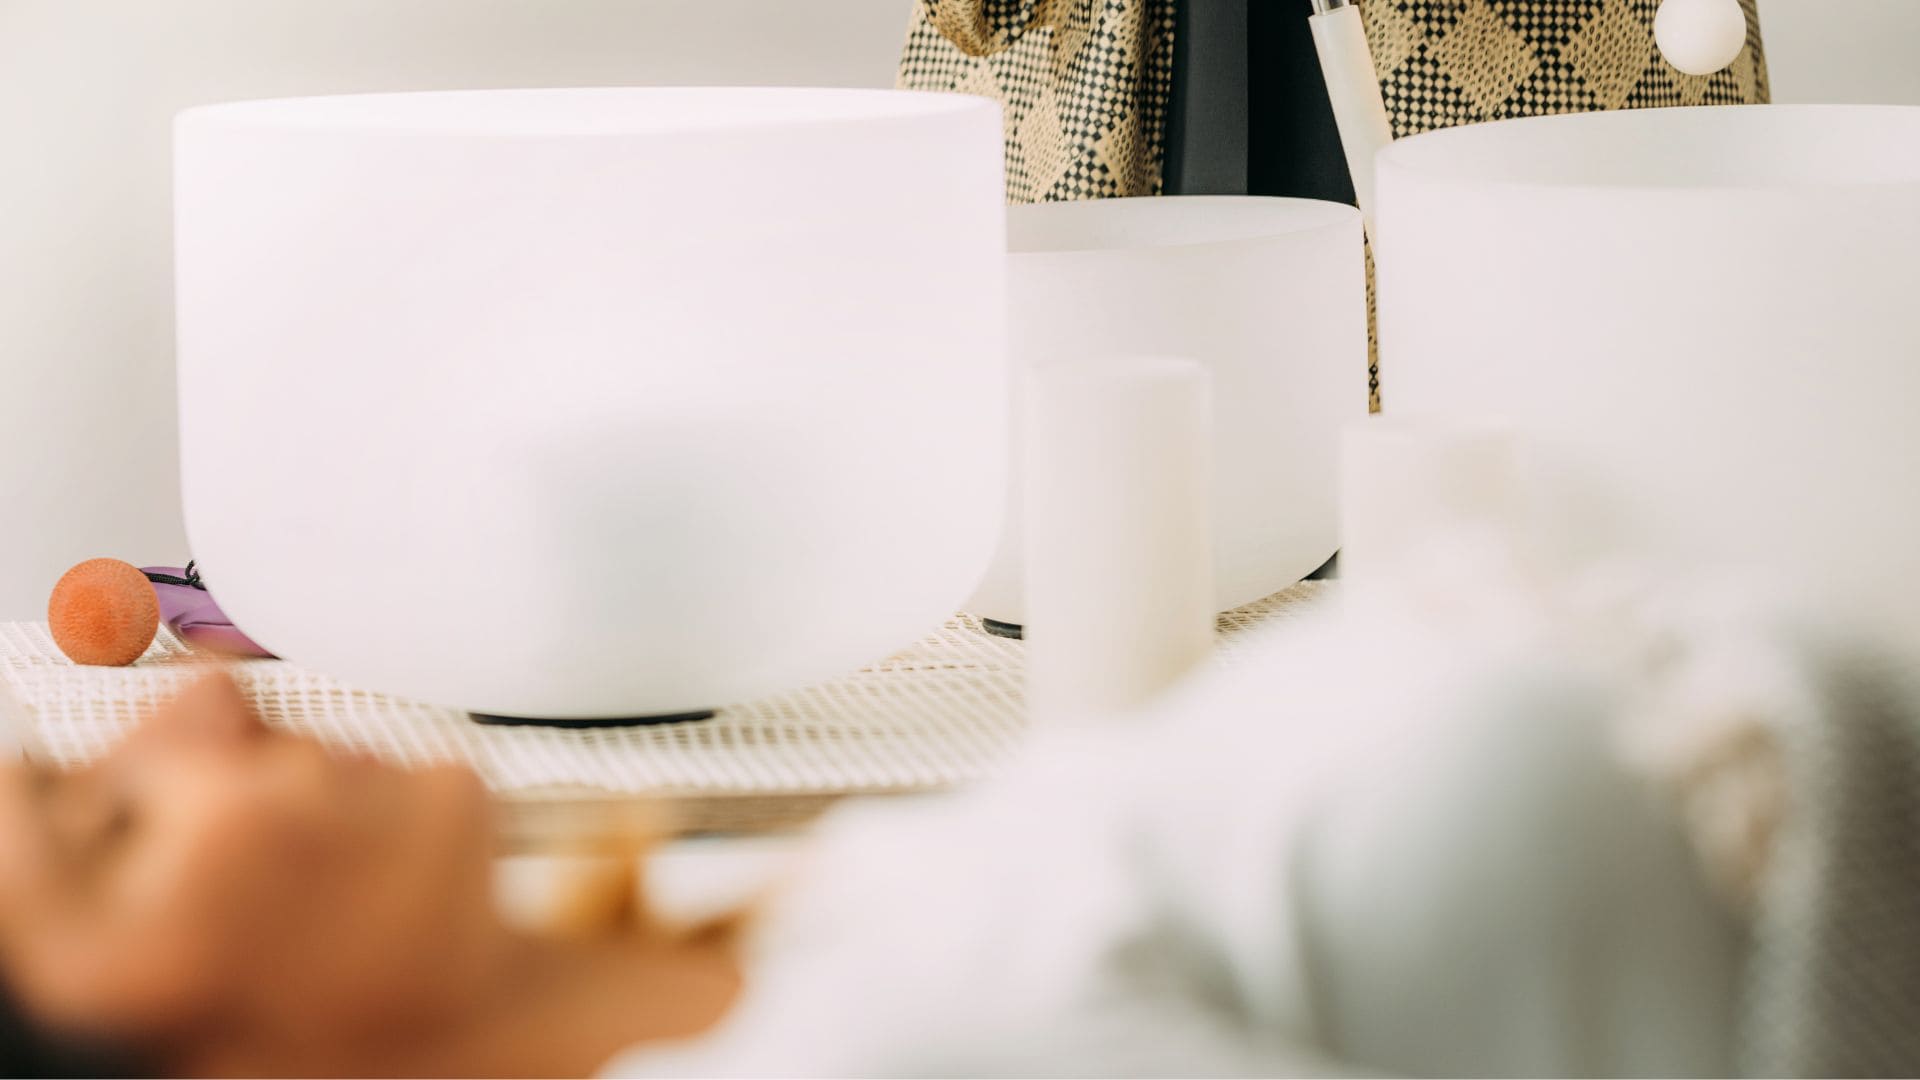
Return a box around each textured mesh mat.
[0,584,1326,839]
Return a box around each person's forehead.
[0,760,51,830]
[0,762,53,897]
[0,760,37,811]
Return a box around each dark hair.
[0,977,144,1079]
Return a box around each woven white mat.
[0,584,1328,808]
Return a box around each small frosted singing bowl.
[1377,105,1920,642]
[969,196,1368,627]
[175,88,1008,721]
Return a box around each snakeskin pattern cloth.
[902,0,1767,410]
[900,0,1176,203]
[1366,0,1767,136]
[899,0,1769,202]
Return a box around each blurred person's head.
[0,676,737,1077]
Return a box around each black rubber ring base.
[470,709,717,729]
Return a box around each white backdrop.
[0,0,908,620]
[0,0,1914,619]
[1763,0,1920,106]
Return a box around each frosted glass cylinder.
[970,196,1367,625]
[1024,357,1215,725]
[175,88,1007,719]
[1376,105,1920,644]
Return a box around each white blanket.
[608,577,1767,1077]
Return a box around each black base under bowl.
[979,619,1024,640]
[469,709,717,729]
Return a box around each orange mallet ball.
[49,558,160,667]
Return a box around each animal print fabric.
[900,0,1769,409]
[900,0,1177,203]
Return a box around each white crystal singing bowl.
[1377,105,1920,641]
[175,88,1008,719]
[968,196,1368,626]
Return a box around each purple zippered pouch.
[141,564,274,658]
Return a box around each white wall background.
[1762,0,1920,105]
[0,0,1915,620]
[0,0,909,620]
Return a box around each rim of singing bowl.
[1377,104,1920,195]
[1009,195,1360,258]
[176,85,993,138]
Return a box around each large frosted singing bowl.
[175,88,1008,720]
[1377,105,1920,639]
[970,196,1367,626]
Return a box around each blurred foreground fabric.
[607,561,1920,1077]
